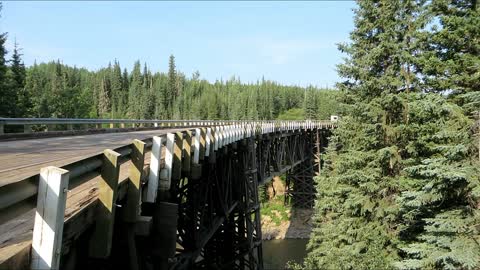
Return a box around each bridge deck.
[0,129,186,268]
[0,128,184,188]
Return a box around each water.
[262,239,309,270]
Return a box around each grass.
[260,194,291,226]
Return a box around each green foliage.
[394,96,480,270]
[2,58,337,120]
[261,194,290,226]
[303,0,480,269]
[419,0,480,97]
[277,108,305,120]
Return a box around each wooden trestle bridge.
[0,118,335,270]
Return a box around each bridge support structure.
[285,129,330,209]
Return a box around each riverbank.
[260,177,313,240]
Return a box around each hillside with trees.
[299,0,480,269]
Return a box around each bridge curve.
[0,119,335,270]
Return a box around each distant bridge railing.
[0,117,336,135]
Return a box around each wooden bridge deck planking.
[0,128,185,188]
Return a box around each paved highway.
[0,128,184,187]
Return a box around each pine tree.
[110,60,124,117]
[418,0,480,97]
[167,54,177,118]
[128,61,143,119]
[303,0,431,269]
[304,86,318,120]
[97,75,111,117]
[394,94,480,269]
[10,40,27,117]
[0,3,14,117]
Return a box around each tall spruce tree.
[10,40,27,117]
[0,3,14,117]
[302,0,430,269]
[301,1,480,269]
[128,61,143,119]
[167,54,177,118]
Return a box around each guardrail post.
[123,139,145,270]
[193,128,201,164]
[200,128,206,161]
[182,131,192,176]
[0,123,3,135]
[205,128,212,157]
[160,133,175,192]
[172,132,183,180]
[89,149,121,258]
[67,124,73,131]
[145,136,162,203]
[31,166,70,270]
[124,139,145,222]
[24,124,32,134]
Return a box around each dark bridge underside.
[163,129,330,270]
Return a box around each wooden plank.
[124,139,145,222]
[31,166,70,270]
[88,149,121,258]
[160,133,174,191]
[145,136,162,203]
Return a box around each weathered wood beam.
[88,149,121,258]
[31,167,70,270]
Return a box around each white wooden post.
[194,128,201,164]
[205,128,212,157]
[145,136,162,203]
[31,166,70,270]
[213,127,219,151]
[160,133,174,191]
[219,126,224,148]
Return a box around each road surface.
[0,128,185,187]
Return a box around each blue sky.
[1,1,355,87]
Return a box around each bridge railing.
[0,117,336,135]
